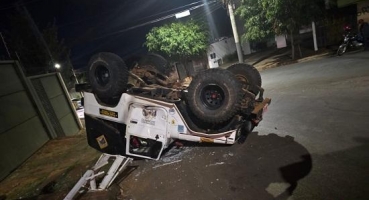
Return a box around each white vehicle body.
[81,53,270,161]
[84,92,238,160]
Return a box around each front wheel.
[88,52,128,99]
[337,44,347,56]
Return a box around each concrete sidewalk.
[220,47,333,71]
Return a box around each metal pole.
[64,170,94,200]
[312,21,318,51]
[228,2,244,63]
[15,52,27,74]
[0,32,11,59]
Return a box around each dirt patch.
[0,131,101,199]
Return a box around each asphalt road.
[120,51,369,200]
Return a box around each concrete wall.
[0,62,49,180]
[30,74,81,137]
[0,61,82,181]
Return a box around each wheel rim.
[200,85,225,110]
[95,65,110,87]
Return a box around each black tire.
[124,54,143,70]
[337,44,347,56]
[187,68,243,123]
[227,63,262,95]
[138,53,168,74]
[88,52,128,99]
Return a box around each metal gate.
[29,73,82,138]
[0,61,82,180]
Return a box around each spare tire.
[88,52,128,99]
[187,68,243,124]
[138,53,169,74]
[227,63,261,95]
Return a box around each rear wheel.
[187,69,243,123]
[138,53,169,74]
[88,52,128,99]
[124,55,142,70]
[227,63,262,95]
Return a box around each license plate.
[99,108,118,118]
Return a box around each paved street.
[121,51,369,200]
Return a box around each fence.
[0,61,82,180]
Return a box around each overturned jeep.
[77,52,271,160]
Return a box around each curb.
[254,52,333,71]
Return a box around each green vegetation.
[236,0,325,59]
[145,20,209,59]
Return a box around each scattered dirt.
[0,130,101,200]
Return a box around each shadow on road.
[121,132,313,200]
[298,136,369,200]
[277,154,312,199]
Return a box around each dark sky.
[0,0,232,69]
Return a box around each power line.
[132,1,203,25]
[58,0,136,28]
[190,2,223,20]
[69,0,220,64]
[59,1,206,48]
[92,0,218,41]
[58,1,203,29]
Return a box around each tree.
[236,0,325,59]
[235,0,273,42]
[7,13,50,74]
[6,13,76,89]
[42,23,75,89]
[145,20,209,61]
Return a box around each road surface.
[121,51,369,200]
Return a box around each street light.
[55,63,61,69]
[175,10,190,19]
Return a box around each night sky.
[0,0,232,69]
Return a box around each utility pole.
[312,21,318,51]
[228,2,243,63]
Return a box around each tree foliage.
[236,0,325,58]
[235,0,274,42]
[145,20,208,59]
[261,0,325,35]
